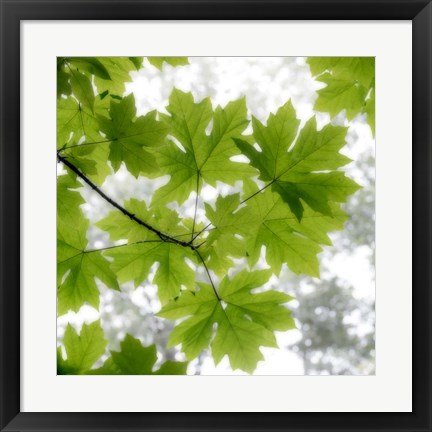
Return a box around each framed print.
[1,0,431,431]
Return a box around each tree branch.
[57,153,196,250]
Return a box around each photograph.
[56,56,376,376]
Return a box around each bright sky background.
[58,57,375,375]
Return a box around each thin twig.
[57,154,195,250]
[191,222,212,242]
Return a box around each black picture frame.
[1,1,431,431]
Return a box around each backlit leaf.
[57,320,107,374]
[234,103,359,221]
[152,89,254,205]
[98,94,168,177]
[90,334,187,375]
[159,270,294,373]
[69,69,95,114]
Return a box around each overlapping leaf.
[201,193,251,275]
[308,57,375,134]
[68,57,112,80]
[57,95,111,185]
[308,57,375,88]
[96,198,195,303]
[159,270,294,373]
[57,56,188,101]
[313,75,368,120]
[57,321,107,374]
[93,57,140,96]
[57,175,119,315]
[204,190,347,277]
[58,321,187,375]
[90,334,188,375]
[96,198,154,244]
[152,89,255,205]
[234,101,359,221]
[98,94,168,177]
[57,97,102,148]
[69,69,95,114]
[106,242,195,305]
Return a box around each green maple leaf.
[244,189,348,276]
[69,69,95,114]
[57,174,85,229]
[313,74,368,120]
[96,199,191,244]
[57,176,119,315]
[218,270,295,331]
[91,57,188,96]
[152,89,254,205]
[308,57,375,88]
[57,96,111,185]
[159,270,294,373]
[308,57,375,135]
[57,249,119,315]
[57,174,88,266]
[96,200,195,304]
[58,323,187,375]
[106,242,196,305]
[202,194,250,275]
[147,57,189,69]
[68,57,112,80]
[93,57,141,96]
[89,334,187,375]
[234,102,359,221]
[204,190,346,277]
[57,320,107,374]
[96,198,156,244]
[63,144,98,176]
[98,94,168,177]
[57,95,110,147]
[57,96,108,148]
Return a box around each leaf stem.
[84,239,166,254]
[194,249,220,301]
[191,174,200,241]
[60,138,114,151]
[191,222,212,242]
[57,240,165,266]
[240,179,275,204]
